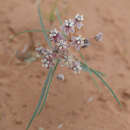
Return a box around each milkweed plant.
[10,2,121,130]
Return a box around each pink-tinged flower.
[95,32,103,42]
[74,14,84,29]
[55,40,68,51]
[71,35,84,51]
[49,28,63,43]
[62,19,75,35]
[41,50,55,69]
[71,61,82,74]
[54,40,69,62]
[61,55,81,73]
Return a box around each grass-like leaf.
[55,8,63,25]
[26,2,60,130]
[9,29,43,42]
[94,70,106,77]
[79,52,121,105]
[89,68,121,106]
[81,62,121,106]
[37,2,52,48]
[89,73,101,91]
[38,59,60,115]
[26,68,53,130]
[48,0,59,24]
[55,8,67,38]
[79,52,101,90]
[81,62,105,77]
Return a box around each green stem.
[38,59,60,115]
[26,68,53,130]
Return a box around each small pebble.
[58,124,63,129]
[88,97,94,103]
[39,128,44,130]
[57,74,64,81]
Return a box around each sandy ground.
[0,0,130,130]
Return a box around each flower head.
[56,40,68,51]
[74,14,84,29]
[49,28,63,43]
[41,50,55,69]
[71,35,84,51]
[35,13,102,74]
[71,61,82,74]
[95,32,103,42]
[62,19,75,35]
[61,55,81,73]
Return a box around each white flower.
[71,61,82,74]
[41,50,55,69]
[62,19,75,35]
[71,35,84,51]
[95,32,103,42]
[75,14,84,21]
[56,40,68,51]
[49,28,63,43]
[74,14,84,29]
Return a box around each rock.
[57,74,64,81]
[57,124,63,129]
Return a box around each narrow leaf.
[79,52,101,90]
[38,59,60,115]
[49,0,58,24]
[37,3,52,48]
[81,62,105,77]
[90,68,106,77]
[90,69,121,106]
[55,8,63,25]
[81,61,121,106]
[55,8,67,38]
[26,68,53,130]
[80,61,100,91]
[89,73,101,91]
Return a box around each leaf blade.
[38,59,60,115]
[80,53,121,106]
[37,3,52,48]
[55,8,63,25]
[90,68,121,106]
[26,68,53,130]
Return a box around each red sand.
[0,0,130,130]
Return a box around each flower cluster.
[71,35,85,50]
[41,50,55,69]
[36,14,103,73]
[62,19,75,35]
